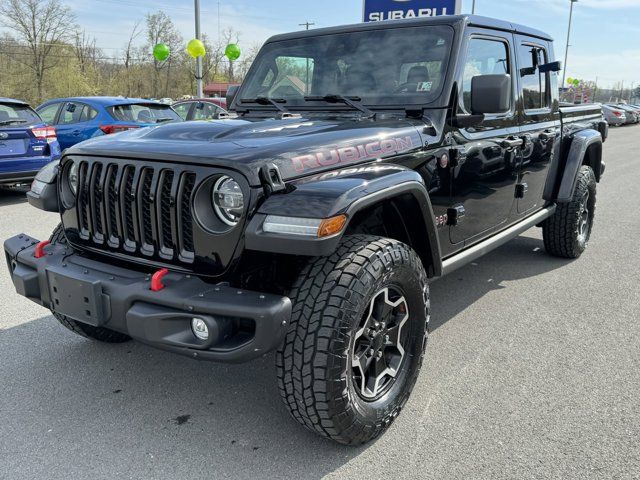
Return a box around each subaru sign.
[363,0,462,22]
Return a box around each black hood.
[65,115,437,186]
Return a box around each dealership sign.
[363,0,462,22]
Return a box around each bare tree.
[145,11,183,98]
[74,30,99,74]
[0,0,77,102]
[221,28,240,82]
[122,21,142,97]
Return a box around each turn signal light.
[318,215,348,238]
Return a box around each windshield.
[107,103,182,123]
[0,103,40,126]
[241,25,454,108]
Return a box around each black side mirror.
[471,74,511,115]
[539,61,562,73]
[226,85,239,109]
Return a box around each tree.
[145,11,183,98]
[0,0,77,102]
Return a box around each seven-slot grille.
[75,159,197,263]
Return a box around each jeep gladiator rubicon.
[5,15,606,445]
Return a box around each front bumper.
[4,234,291,363]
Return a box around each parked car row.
[603,103,640,126]
[0,95,230,188]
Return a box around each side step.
[441,206,556,276]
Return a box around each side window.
[194,103,224,120]
[80,106,98,122]
[58,102,84,125]
[519,44,549,111]
[37,103,60,124]
[173,102,191,120]
[461,38,510,113]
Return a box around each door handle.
[501,137,524,149]
[72,130,81,136]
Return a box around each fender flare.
[244,166,443,277]
[557,129,602,203]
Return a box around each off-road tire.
[49,224,131,343]
[276,235,430,445]
[543,166,597,258]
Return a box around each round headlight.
[212,176,244,226]
[67,162,78,195]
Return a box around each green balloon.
[153,43,170,61]
[187,38,206,58]
[573,79,580,87]
[225,43,241,61]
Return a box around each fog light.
[191,317,209,340]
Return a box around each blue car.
[0,98,61,188]
[35,96,182,150]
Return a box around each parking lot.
[0,125,638,480]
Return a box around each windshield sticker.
[291,135,415,173]
[417,82,433,92]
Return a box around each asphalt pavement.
[0,125,638,480]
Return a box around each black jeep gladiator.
[5,15,606,445]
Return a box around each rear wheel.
[543,166,597,259]
[49,224,131,343]
[276,235,430,445]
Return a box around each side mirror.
[226,85,239,109]
[471,74,511,115]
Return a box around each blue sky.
[47,0,640,88]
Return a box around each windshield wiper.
[240,96,289,113]
[0,119,28,126]
[304,94,375,119]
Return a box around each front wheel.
[276,235,430,445]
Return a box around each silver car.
[602,104,627,126]
[612,104,640,124]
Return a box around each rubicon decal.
[291,136,415,172]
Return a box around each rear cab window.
[518,43,551,112]
[108,103,182,124]
[0,103,41,126]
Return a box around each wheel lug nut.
[384,335,389,342]
[368,349,375,356]
[377,351,383,359]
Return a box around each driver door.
[449,31,519,246]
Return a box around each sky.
[24,0,640,88]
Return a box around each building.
[203,82,240,98]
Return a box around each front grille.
[75,159,197,263]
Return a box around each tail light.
[99,124,140,135]
[613,111,622,117]
[31,126,57,143]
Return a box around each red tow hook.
[150,268,169,292]
[34,240,51,259]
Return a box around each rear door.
[449,30,520,246]
[514,37,560,214]
[55,102,86,149]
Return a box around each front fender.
[244,164,442,276]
